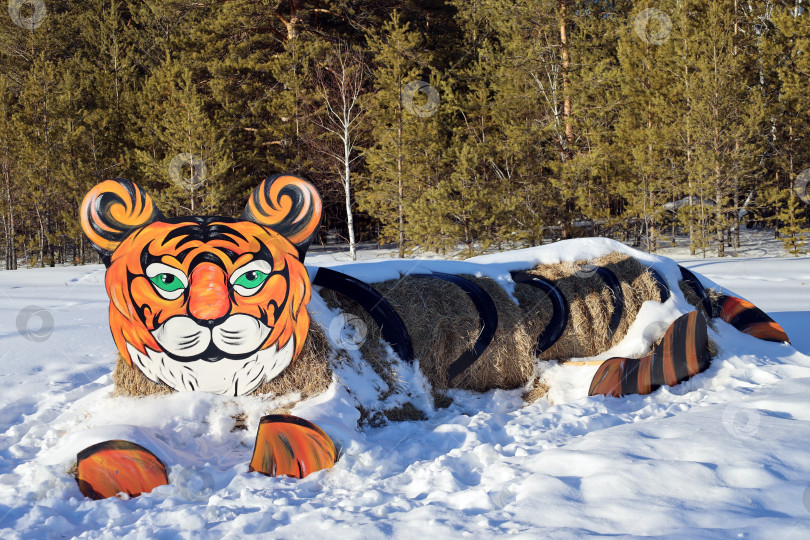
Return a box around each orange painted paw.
[249,415,337,478]
[76,440,168,500]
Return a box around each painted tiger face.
[80,175,322,396]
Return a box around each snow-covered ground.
[1,237,810,539]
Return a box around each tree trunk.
[2,156,16,269]
[558,0,573,152]
[397,120,404,258]
[396,73,405,258]
[344,134,356,261]
[682,6,696,255]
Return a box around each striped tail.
[589,311,711,397]
[713,295,790,343]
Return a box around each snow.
[2,237,810,538]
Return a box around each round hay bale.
[457,275,535,391]
[679,281,724,319]
[322,274,539,395]
[113,356,172,397]
[113,320,334,399]
[373,275,480,391]
[253,322,334,399]
[516,253,663,361]
[317,287,397,395]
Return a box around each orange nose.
[188,263,230,321]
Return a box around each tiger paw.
[589,310,711,397]
[249,415,337,478]
[75,440,168,500]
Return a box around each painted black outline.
[412,272,498,383]
[678,265,712,315]
[648,268,672,303]
[511,271,569,357]
[594,267,624,340]
[311,267,414,363]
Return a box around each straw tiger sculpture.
[73,175,790,500]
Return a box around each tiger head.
[80,175,322,396]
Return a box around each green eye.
[150,273,185,292]
[234,270,269,290]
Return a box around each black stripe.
[679,266,712,315]
[76,439,165,469]
[412,272,498,383]
[651,337,666,387]
[695,311,711,372]
[259,414,325,431]
[620,358,640,395]
[595,267,624,340]
[511,271,569,356]
[241,174,321,261]
[726,303,775,329]
[717,295,788,343]
[208,224,248,243]
[163,225,200,245]
[312,267,414,363]
[670,314,691,383]
[648,268,671,303]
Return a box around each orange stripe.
[247,176,322,246]
[80,179,159,255]
[637,355,652,394]
[662,325,678,387]
[720,296,755,323]
[744,322,789,342]
[685,312,700,376]
[249,416,337,478]
[589,358,624,397]
[76,443,168,500]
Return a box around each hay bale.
[515,253,663,361]
[319,254,662,394]
[253,322,333,399]
[321,274,535,393]
[113,320,334,399]
[373,275,481,391]
[113,357,172,397]
[458,275,535,391]
[678,282,724,319]
[523,379,550,403]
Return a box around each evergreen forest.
[1,0,808,268]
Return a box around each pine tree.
[778,186,808,255]
[360,11,437,257]
[615,0,681,252]
[686,0,765,257]
[0,75,18,269]
[133,63,230,216]
[762,2,810,250]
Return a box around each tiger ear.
[241,174,322,261]
[80,178,163,265]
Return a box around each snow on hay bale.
[320,253,662,396]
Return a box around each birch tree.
[313,44,368,260]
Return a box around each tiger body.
[80,175,789,403]
[74,174,793,499]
